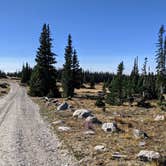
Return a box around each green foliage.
[21,62,32,84]
[62,34,74,98]
[95,97,105,107]
[62,35,82,98]
[29,24,60,97]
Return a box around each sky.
[0,0,166,73]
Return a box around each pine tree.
[107,62,124,105]
[130,56,139,94]
[72,49,82,91]
[155,25,166,98]
[62,34,74,97]
[21,62,32,84]
[30,24,60,97]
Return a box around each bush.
[95,97,105,107]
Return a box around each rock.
[102,122,119,132]
[52,99,59,104]
[83,130,95,135]
[112,152,127,159]
[137,150,160,161]
[0,82,8,88]
[139,141,146,147]
[154,115,165,121]
[133,129,149,139]
[58,126,71,132]
[57,102,68,111]
[73,109,91,118]
[94,145,106,152]
[44,96,49,101]
[85,115,102,124]
[52,120,64,125]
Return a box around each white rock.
[85,116,102,124]
[112,152,127,159]
[137,150,160,161]
[73,109,91,118]
[102,122,118,132]
[57,102,68,111]
[139,141,146,147]
[58,126,71,132]
[94,145,106,152]
[83,130,95,135]
[154,115,165,121]
[133,129,149,139]
[52,120,64,125]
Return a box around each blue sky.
[0,0,165,73]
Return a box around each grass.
[0,79,10,97]
[33,84,166,166]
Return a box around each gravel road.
[0,82,76,166]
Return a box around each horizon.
[0,0,166,73]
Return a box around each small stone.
[133,129,149,139]
[94,145,106,152]
[137,150,160,161]
[85,116,102,124]
[102,122,119,132]
[112,152,127,159]
[73,109,91,119]
[52,120,64,125]
[154,115,165,121]
[57,102,68,111]
[83,130,95,135]
[58,126,71,132]
[139,141,146,147]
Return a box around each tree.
[62,34,74,97]
[130,56,139,94]
[72,49,82,90]
[30,24,60,97]
[155,25,166,99]
[107,62,124,105]
[21,62,32,84]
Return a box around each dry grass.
[0,79,10,97]
[34,84,166,166]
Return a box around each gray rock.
[102,122,118,132]
[83,130,95,135]
[154,115,165,121]
[73,109,91,118]
[85,115,102,124]
[133,129,149,139]
[112,152,127,159]
[57,102,68,111]
[52,120,64,125]
[139,141,146,147]
[58,126,71,132]
[137,150,160,161]
[94,145,106,152]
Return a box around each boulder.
[133,129,149,139]
[94,145,106,152]
[154,115,165,121]
[57,102,68,111]
[137,150,160,161]
[58,126,71,132]
[73,109,91,118]
[85,115,102,124]
[102,122,119,132]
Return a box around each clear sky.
[0,0,166,73]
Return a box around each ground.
[35,83,166,166]
[0,81,76,166]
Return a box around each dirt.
[0,82,76,166]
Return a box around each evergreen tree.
[62,34,73,97]
[21,62,32,84]
[130,56,139,94]
[107,62,124,105]
[72,49,82,90]
[30,24,60,97]
[155,25,166,98]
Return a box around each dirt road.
[0,82,76,166]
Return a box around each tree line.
[13,24,166,105]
